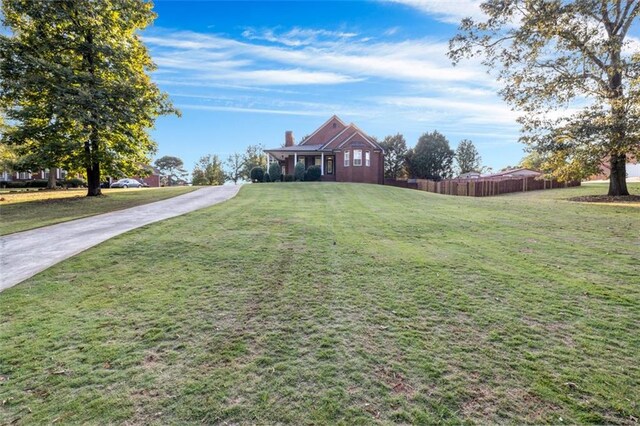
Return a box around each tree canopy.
[380,133,408,179]
[455,139,482,174]
[192,154,225,186]
[155,155,187,186]
[0,0,177,196]
[405,131,455,180]
[449,0,640,196]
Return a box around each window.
[365,151,370,167]
[344,150,350,167]
[327,158,333,174]
[314,156,322,166]
[353,149,362,166]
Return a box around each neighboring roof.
[484,168,542,178]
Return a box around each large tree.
[379,133,408,179]
[241,144,266,181]
[405,131,455,180]
[449,0,640,196]
[155,155,187,186]
[455,139,482,174]
[225,152,244,185]
[192,154,225,186]
[0,0,176,196]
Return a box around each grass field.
[0,187,197,236]
[1,183,638,424]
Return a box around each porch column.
[294,152,297,165]
[321,152,324,175]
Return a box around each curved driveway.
[0,185,240,292]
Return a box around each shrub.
[25,179,49,188]
[263,172,271,183]
[65,178,87,188]
[306,165,321,181]
[284,174,294,182]
[250,166,264,183]
[5,181,26,188]
[268,162,282,182]
[294,162,306,181]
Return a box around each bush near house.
[305,165,321,181]
[264,172,271,183]
[284,174,294,182]
[268,162,282,182]
[294,162,305,181]
[250,167,264,183]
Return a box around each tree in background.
[155,156,187,186]
[455,139,482,174]
[225,152,244,185]
[519,151,546,171]
[405,131,455,180]
[0,0,177,196]
[449,0,640,196]
[241,144,266,181]
[379,133,408,179]
[268,162,282,182]
[192,154,225,186]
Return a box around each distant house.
[483,168,543,179]
[133,165,162,187]
[587,155,640,180]
[457,171,482,179]
[265,115,385,184]
[2,168,68,182]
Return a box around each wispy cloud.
[241,27,358,47]
[387,0,486,24]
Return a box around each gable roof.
[299,115,347,146]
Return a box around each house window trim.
[344,150,350,167]
[353,149,362,167]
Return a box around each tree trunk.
[608,154,629,196]
[47,169,57,189]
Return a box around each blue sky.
[147,0,529,172]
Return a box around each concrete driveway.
[0,185,241,292]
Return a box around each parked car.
[110,178,144,188]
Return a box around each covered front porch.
[265,146,335,180]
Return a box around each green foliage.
[449,0,640,195]
[155,156,187,186]
[242,145,266,181]
[64,178,87,188]
[405,131,455,180]
[24,179,48,188]
[455,139,482,174]
[268,162,282,182]
[284,174,294,182]
[225,152,245,184]
[191,154,225,186]
[0,0,177,196]
[0,180,25,188]
[294,162,306,181]
[380,133,408,179]
[305,165,321,181]
[250,166,264,183]
[263,172,271,183]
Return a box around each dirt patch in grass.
[568,194,640,204]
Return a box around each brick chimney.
[285,131,295,147]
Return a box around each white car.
[110,178,144,188]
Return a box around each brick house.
[265,115,384,184]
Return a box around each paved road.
[0,185,241,292]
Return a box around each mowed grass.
[0,183,638,424]
[0,187,197,235]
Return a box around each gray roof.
[264,144,331,152]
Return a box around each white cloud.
[242,27,358,47]
[387,0,486,24]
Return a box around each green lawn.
[1,183,638,424]
[0,186,197,235]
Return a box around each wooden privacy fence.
[388,176,580,197]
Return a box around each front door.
[325,156,334,175]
